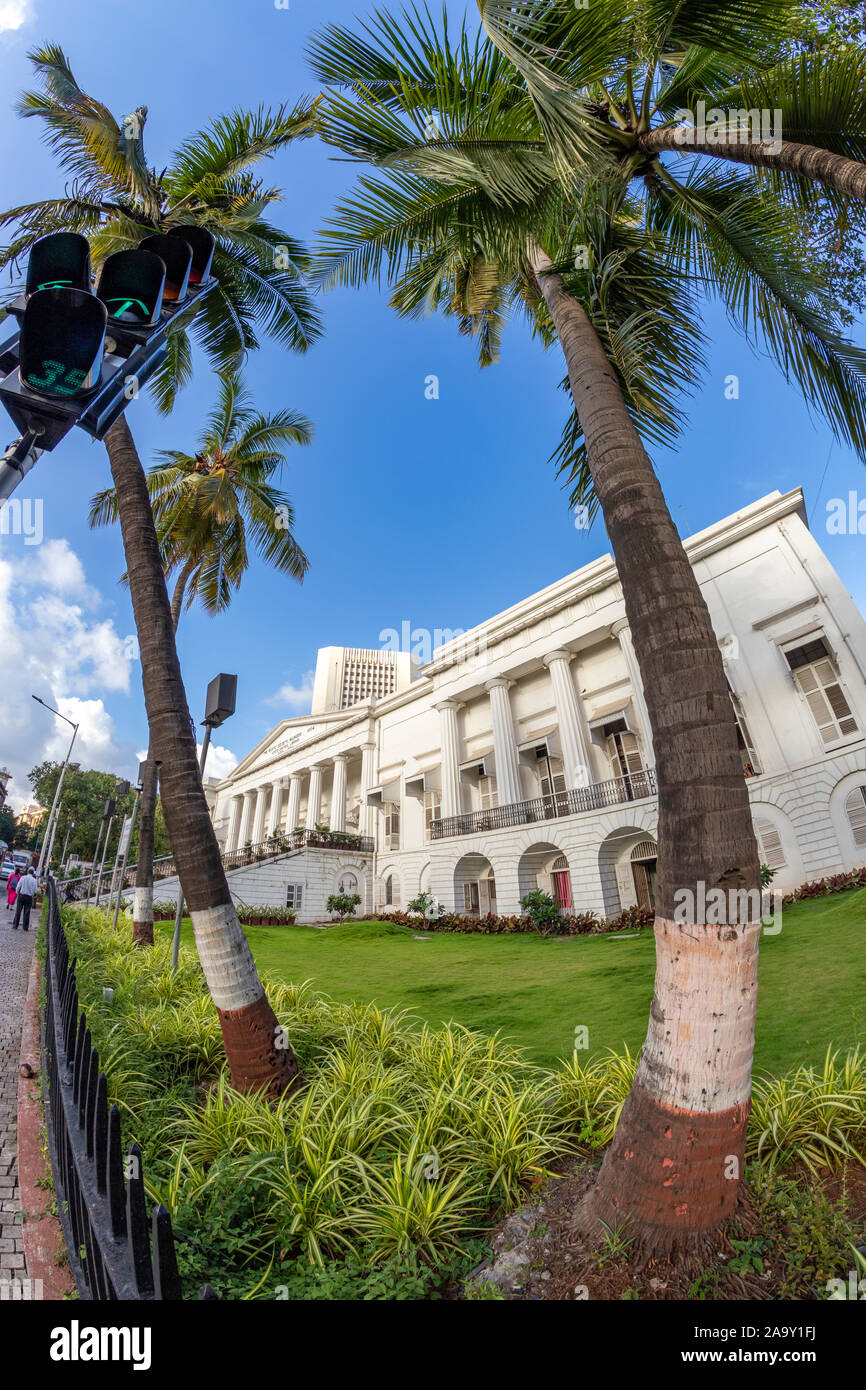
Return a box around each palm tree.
[0,46,319,1095]
[307,5,866,1254]
[89,373,312,945]
[476,0,866,201]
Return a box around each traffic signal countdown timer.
[0,227,215,450]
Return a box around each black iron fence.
[430,769,658,841]
[42,877,212,1300]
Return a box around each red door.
[553,871,572,910]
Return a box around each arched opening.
[518,842,572,911]
[453,852,496,917]
[629,838,658,911]
[598,827,657,917]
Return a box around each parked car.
[1,858,15,882]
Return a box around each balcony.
[429,769,657,841]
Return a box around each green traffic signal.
[96,249,166,327]
[19,289,107,400]
[25,232,91,298]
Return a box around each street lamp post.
[111,766,146,930]
[33,696,78,878]
[60,819,75,873]
[105,779,131,911]
[171,673,237,971]
[87,797,115,905]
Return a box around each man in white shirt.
[12,869,38,931]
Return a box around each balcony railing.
[429,769,657,841]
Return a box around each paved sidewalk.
[0,907,35,1282]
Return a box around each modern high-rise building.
[311,646,417,713]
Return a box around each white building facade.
[202,489,866,922]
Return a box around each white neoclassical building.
[182,487,866,921]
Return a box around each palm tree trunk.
[639,127,866,203]
[132,559,197,946]
[528,243,762,1258]
[103,415,301,1097]
[170,556,197,630]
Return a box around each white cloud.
[199,742,238,781]
[266,670,314,713]
[0,1,32,34]
[0,541,139,811]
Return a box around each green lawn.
[157,888,866,1076]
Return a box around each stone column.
[268,779,285,837]
[285,774,302,832]
[435,701,461,818]
[237,789,255,847]
[611,619,654,759]
[543,650,595,789]
[226,794,243,852]
[331,756,348,832]
[306,765,323,829]
[359,743,377,838]
[485,678,522,806]
[252,784,269,844]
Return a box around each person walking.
[6,868,20,912]
[12,866,38,931]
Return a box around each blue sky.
[0,0,864,809]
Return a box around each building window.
[463,881,480,915]
[537,749,567,810]
[286,884,303,910]
[729,687,761,777]
[424,789,441,839]
[845,786,866,848]
[479,775,498,811]
[384,802,400,850]
[754,817,786,871]
[604,719,649,798]
[784,638,858,745]
[384,873,393,906]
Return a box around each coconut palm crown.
[0,44,322,410]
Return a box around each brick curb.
[17,952,76,1300]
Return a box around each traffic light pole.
[0,432,43,502]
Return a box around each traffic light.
[18,288,107,399]
[97,248,165,327]
[25,231,92,297]
[180,226,216,287]
[0,225,216,467]
[139,234,192,303]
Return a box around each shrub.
[520,890,561,934]
[327,892,362,923]
[784,865,866,903]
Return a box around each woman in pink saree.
[6,870,20,910]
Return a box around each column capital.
[542,648,572,668]
[332,752,349,765]
[434,699,461,713]
[483,676,511,692]
[610,618,631,639]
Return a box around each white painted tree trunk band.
[190,902,263,1011]
[133,887,153,922]
[635,918,762,1114]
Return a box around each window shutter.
[793,660,858,744]
[845,787,866,848]
[755,817,786,869]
